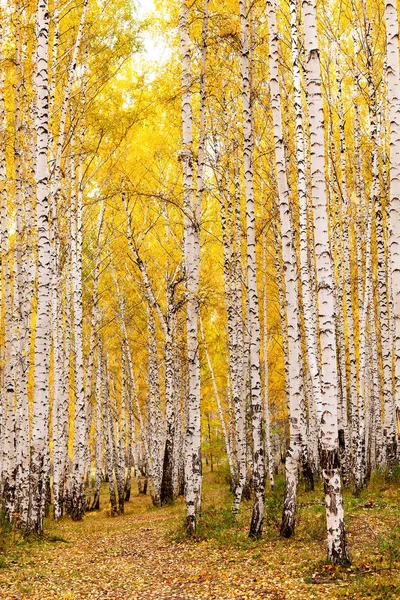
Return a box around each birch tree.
[303,0,350,564]
[384,0,400,460]
[180,0,202,533]
[267,0,303,537]
[27,0,52,535]
[238,0,265,539]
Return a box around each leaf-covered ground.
[0,471,399,599]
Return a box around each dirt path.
[0,494,335,600]
[0,482,399,599]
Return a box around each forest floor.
[0,470,399,600]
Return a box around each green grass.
[0,470,399,599]
[168,469,400,598]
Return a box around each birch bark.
[0,23,16,517]
[302,0,350,564]
[147,304,162,506]
[384,0,400,461]
[180,0,202,533]
[14,15,33,524]
[103,361,118,516]
[262,234,274,489]
[232,159,248,513]
[116,353,126,514]
[239,0,264,538]
[27,0,52,535]
[268,0,303,536]
[90,359,102,511]
[70,146,86,521]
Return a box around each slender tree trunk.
[70,147,86,521]
[289,0,315,492]
[262,234,274,490]
[147,305,162,506]
[116,346,127,514]
[91,359,102,511]
[123,196,178,505]
[125,353,134,502]
[180,0,202,533]
[27,0,52,536]
[103,362,118,516]
[53,278,67,519]
[355,188,374,495]
[384,0,400,461]
[83,199,104,503]
[200,316,235,479]
[231,159,248,514]
[238,0,265,539]
[119,306,152,491]
[267,0,303,536]
[0,24,16,516]
[303,0,350,564]
[14,18,32,524]
[334,62,353,487]
[160,292,176,504]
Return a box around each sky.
[137,0,155,15]
[136,0,172,65]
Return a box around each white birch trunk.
[102,361,118,516]
[50,0,88,204]
[355,158,375,494]
[180,0,202,533]
[14,18,33,525]
[0,20,7,491]
[0,28,16,516]
[216,167,244,501]
[239,0,264,538]
[268,0,303,536]
[160,282,178,504]
[233,159,247,508]
[83,199,104,493]
[50,10,88,507]
[116,354,126,514]
[303,0,350,564]
[124,346,134,501]
[334,63,353,486]
[27,0,52,535]
[120,339,140,497]
[262,234,274,489]
[384,0,400,461]
[90,358,102,510]
[70,148,86,521]
[52,279,68,520]
[147,305,162,506]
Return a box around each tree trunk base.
[160,456,175,505]
[280,449,299,538]
[186,514,196,535]
[89,494,100,511]
[321,448,350,566]
[249,495,264,538]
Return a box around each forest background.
[0,0,400,597]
